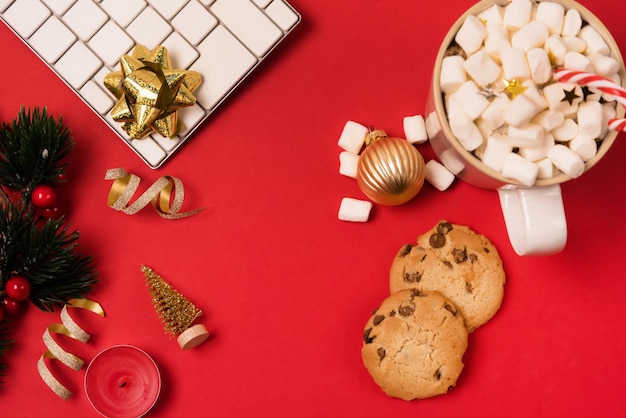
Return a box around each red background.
[2,1,626,417]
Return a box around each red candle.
[84,345,161,418]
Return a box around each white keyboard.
[0,0,300,168]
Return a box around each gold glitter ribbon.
[105,167,202,219]
[38,299,105,400]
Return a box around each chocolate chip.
[404,271,422,283]
[363,328,375,344]
[453,247,468,263]
[398,301,415,317]
[437,222,453,234]
[434,368,442,381]
[465,281,474,293]
[377,347,386,361]
[469,253,478,263]
[410,289,423,298]
[483,247,490,253]
[373,315,385,326]
[398,244,413,257]
[443,260,453,269]
[444,303,458,317]
[429,233,446,248]
[390,310,396,317]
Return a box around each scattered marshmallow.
[544,35,567,65]
[533,109,565,132]
[579,25,610,55]
[511,20,549,51]
[484,24,511,60]
[449,111,484,151]
[424,160,456,191]
[536,157,557,179]
[503,94,541,127]
[477,4,503,26]
[563,51,593,73]
[518,133,555,162]
[339,151,359,178]
[450,81,491,120]
[440,55,467,93]
[481,94,511,131]
[338,198,372,223]
[527,48,553,84]
[561,8,582,37]
[338,121,368,154]
[552,118,578,142]
[543,82,581,116]
[463,50,502,86]
[508,123,545,148]
[577,101,603,139]
[569,135,597,162]
[500,47,531,80]
[403,115,428,144]
[547,144,585,178]
[482,134,513,172]
[502,152,539,186]
[455,14,487,54]
[425,111,442,139]
[561,36,586,53]
[588,53,620,77]
[535,2,565,35]
[503,0,532,31]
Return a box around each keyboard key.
[54,42,102,88]
[153,134,181,152]
[172,0,217,46]
[193,25,257,108]
[3,0,50,38]
[127,7,172,49]
[266,0,299,31]
[130,137,166,167]
[41,0,76,14]
[253,0,271,8]
[80,80,114,114]
[63,0,108,40]
[176,103,206,136]
[89,20,134,66]
[0,0,14,12]
[211,0,282,57]
[162,31,199,69]
[29,16,76,63]
[100,0,146,28]
[147,0,188,20]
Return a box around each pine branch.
[0,107,73,195]
[0,204,98,312]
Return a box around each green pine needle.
[0,106,73,194]
[0,204,98,312]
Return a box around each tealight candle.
[84,345,161,418]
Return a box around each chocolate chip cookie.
[361,289,468,400]
[389,220,505,332]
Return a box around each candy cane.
[554,68,626,106]
[554,68,626,132]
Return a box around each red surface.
[1,1,626,417]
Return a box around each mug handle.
[497,184,567,256]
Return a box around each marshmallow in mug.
[441,0,621,186]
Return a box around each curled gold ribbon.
[38,299,105,400]
[105,167,203,219]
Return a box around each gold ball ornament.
[356,130,425,206]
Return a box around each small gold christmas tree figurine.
[141,265,209,349]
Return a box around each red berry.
[2,297,22,316]
[31,185,56,208]
[5,275,31,301]
[55,172,69,183]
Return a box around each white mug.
[425,0,625,256]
